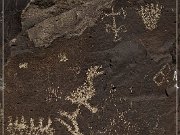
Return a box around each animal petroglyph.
[66,66,104,113]
[56,66,104,135]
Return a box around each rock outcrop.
[4,0,178,135]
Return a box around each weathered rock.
[26,0,113,47]
[21,0,92,30]
[4,0,178,135]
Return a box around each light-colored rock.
[26,0,113,47]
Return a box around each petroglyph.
[173,71,177,81]
[153,64,172,86]
[66,66,104,113]
[56,66,104,135]
[46,87,62,102]
[58,53,68,62]
[102,6,127,42]
[69,66,81,75]
[138,3,163,31]
[97,109,140,134]
[56,108,82,135]
[6,116,55,135]
[19,63,28,69]
[97,85,140,134]
[121,7,127,19]
[10,38,17,44]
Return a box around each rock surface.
[4,0,179,135]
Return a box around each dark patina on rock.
[4,0,178,135]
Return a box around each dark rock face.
[4,0,178,135]
[2,0,30,64]
[33,0,55,8]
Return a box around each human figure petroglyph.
[102,6,127,42]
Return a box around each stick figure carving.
[102,6,127,42]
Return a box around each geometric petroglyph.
[46,87,62,102]
[6,116,55,135]
[102,6,127,42]
[153,64,172,86]
[138,3,163,31]
[56,66,104,135]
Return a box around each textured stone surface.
[26,0,113,47]
[4,0,179,135]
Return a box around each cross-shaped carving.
[103,6,127,42]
